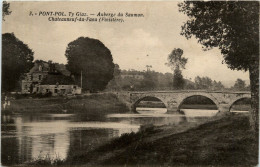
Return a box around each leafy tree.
[184,82,195,90]
[194,76,212,90]
[179,1,259,132]
[166,48,188,89]
[166,48,187,70]
[2,1,11,21]
[194,76,224,91]
[211,81,225,91]
[113,64,121,77]
[118,70,174,91]
[106,64,121,91]
[140,71,157,90]
[157,72,173,89]
[65,37,115,92]
[232,78,246,91]
[2,33,34,92]
[173,68,185,89]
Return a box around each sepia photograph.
[1,1,259,166]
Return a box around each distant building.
[120,70,144,80]
[21,60,81,95]
[121,74,144,80]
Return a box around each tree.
[172,68,185,89]
[194,76,212,90]
[166,48,188,89]
[2,1,11,21]
[106,64,121,91]
[140,71,157,90]
[2,33,34,92]
[194,76,225,90]
[211,81,225,91]
[65,37,114,92]
[179,1,259,132]
[233,78,246,91]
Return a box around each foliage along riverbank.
[58,113,257,166]
[2,93,130,116]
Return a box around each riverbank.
[2,93,130,115]
[61,113,257,166]
[3,92,250,115]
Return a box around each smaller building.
[39,74,81,96]
[21,60,81,96]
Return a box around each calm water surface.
[1,108,247,165]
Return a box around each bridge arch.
[177,94,219,111]
[131,96,167,113]
[228,96,251,112]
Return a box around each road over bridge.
[129,90,251,114]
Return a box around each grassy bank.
[3,93,129,115]
[62,113,257,166]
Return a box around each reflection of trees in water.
[2,115,71,165]
[1,115,20,165]
[179,110,187,123]
[1,112,216,166]
[67,128,140,161]
[110,115,187,127]
[1,135,20,165]
[136,117,183,126]
[67,129,116,159]
[2,115,34,165]
[2,114,15,124]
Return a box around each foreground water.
[1,108,248,165]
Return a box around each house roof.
[29,61,71,76]
[41,74,75,85]
[29,61,49,73]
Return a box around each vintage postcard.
[1,1,259,166]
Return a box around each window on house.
[61,89,66,94]
[54,89,58,93]
[37,87,39,92]
[39,65,42,71]
[39,75,42,80]
[46,89,49,93]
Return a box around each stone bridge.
[129,90,251,114]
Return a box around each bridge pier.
[218,104,230,113]
[166,109,180,114]
[166,105,182,114]
[217,104,231,116]
[130,105,139,113]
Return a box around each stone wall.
[130,91,251,113]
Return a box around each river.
[1,108,248,165]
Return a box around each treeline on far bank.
[106,69,250,92]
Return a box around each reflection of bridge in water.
[129,90,251,114]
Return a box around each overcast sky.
[2,1,249,86]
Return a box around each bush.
[26,153,65,166]
[11,92,53,99]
